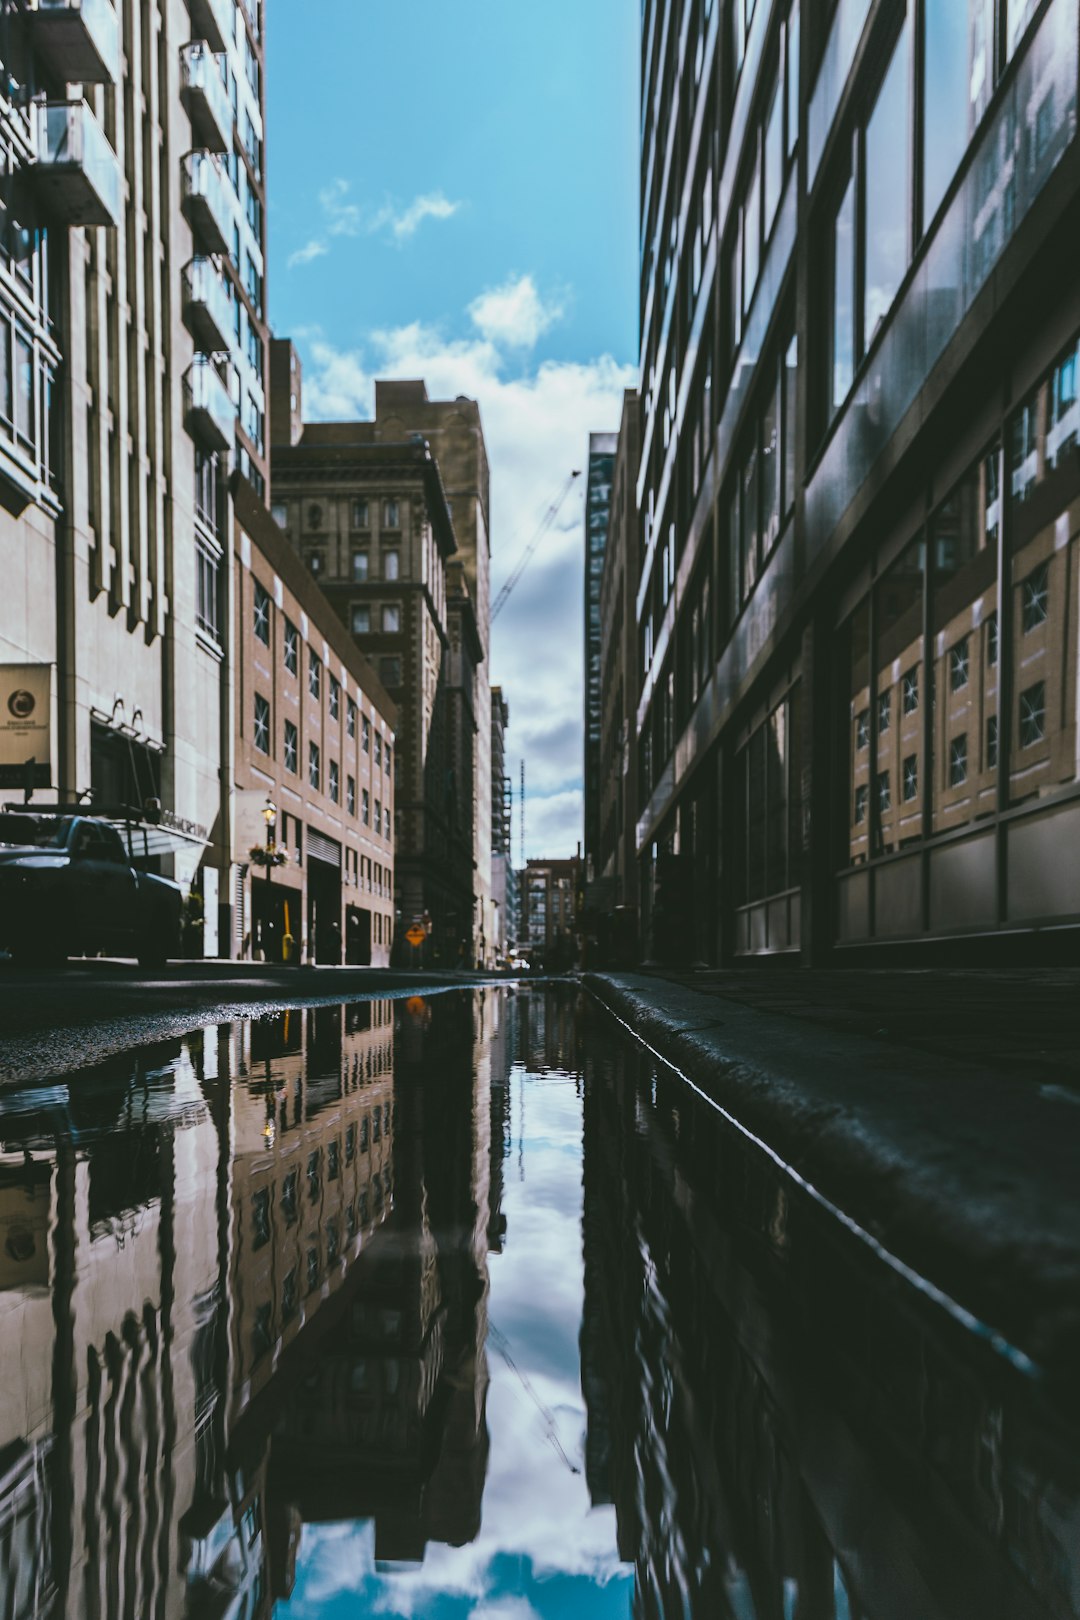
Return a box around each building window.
[877,770,891,813]
[306,552,324,577]
[856,708,869,750]
[864,20,911,343]
[282,1269,298,1323]
[987,714,999,770]
[254,693,270,754]
[352,499,369,528]
[901,667,919,714]
[196,541,220,642]
[329,674,340,722]
[284,618,298,676]
[347,699,357,739]
[351,605,370,635]
[253,580,270,645]
[309,653,321,700]
[986,613,999,667]
[380,656,402,689]
[306,1248,318,1293]
[374,800,382,837]
[854,783,869,824]
[252,1188,271,1250]
[877,691,891,734]
[309,741,321,790]
[347,775,356,816]
[383,499,400,529]
[385,742,392,778]
[281,1171,298,1223]
[831,174,856,414]
[352,551,369,582]
[949,734,968,787]
[902,754,919,802]
[252,1304,272,1362]
[382,604,400,633]
[949,638,970,691]
[195,449,220,536]
[362,788,370,826]
[284,719,298,775]
[361,715,371,754]
[1019,682,1046,748]
[374,733,382,768]
[383,549,400,581]
[1021,563,1049,631]
[329,760,339,803]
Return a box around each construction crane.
[491,469,582,622]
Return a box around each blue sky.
[277,1065,634,1619]
[266,0,640,859]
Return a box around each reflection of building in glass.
[583,1023,1080,1618]
[621,0,1080,961]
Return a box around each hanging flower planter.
[249,846,289,869]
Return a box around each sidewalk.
[583,968,1080,1394]
[0,960,516,1086]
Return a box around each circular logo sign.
[7,690,35,721]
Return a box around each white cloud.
[469,274,564,350]
[319,176,362,237]
[286,182,460,269]
[299,305,634,860]
[372,189,462,241]
[287,238,328,269]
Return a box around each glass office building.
[631,0,1080,960]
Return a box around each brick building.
[233,482,396,964]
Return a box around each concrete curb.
[583,971,1080,1393]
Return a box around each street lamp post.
[262,796,277,962]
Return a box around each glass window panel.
[747,725,766,901]
[782,334,798,515]
[864,21,911,344]
[743,153,761,310]
[923,0,993,229]
[840,597,871,867]
[875,536,925,851]
[765,701,788,894]
[931,446,999,832]
[1007,0,1039,58]
[761,371,780,552]
[741,442,759,600]
[763,78,783,240]
[786,1,800,156]
[831,175,856,414]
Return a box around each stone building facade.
[0,0,271,923]
[269,347,478,966]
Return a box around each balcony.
[183,258,234,354]
[35,100,120,228]
[181,151,231,255]
[180,42,231,154]
[189,0,234,55]
[28,0,120,85]
[185,357,234,451]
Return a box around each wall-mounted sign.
[0,664,52,789]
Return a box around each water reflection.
[3,987,1077,1619]
[580,1004,1080,1620]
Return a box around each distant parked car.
[0,812,182,966]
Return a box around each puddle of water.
[0,985,1077,1619]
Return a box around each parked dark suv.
[0,812,182,965]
